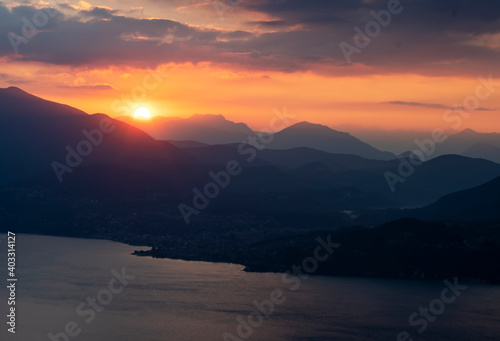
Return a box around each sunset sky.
[1,0,499,132]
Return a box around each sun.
[133,107,151,119]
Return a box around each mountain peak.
[190,114,226,121]
[0,86,88,118]
[0,86,33,97]
[286,121,347,134]
[269,121,395,160]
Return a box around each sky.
[0,0,499,132]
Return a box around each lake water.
[1,234,500,340]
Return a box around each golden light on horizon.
[133,107,151,119]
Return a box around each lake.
[1,234,499,340]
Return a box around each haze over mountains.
[118,114,255,145]
[117,109,500,164]
[2,87,500,282]
[2,87,500,209]
[117,114,396,160]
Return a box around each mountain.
[117,114,255,144]
[167,140,210,148]
[182,144,390,171]
[433,128,500,161]
[0,86,88,118]
[292,154,500,207]
[312,219,500,282]
[258,147,389,170]
[461,143,500,163]
[182,142,500,207]
[416,176,500,222]
[267,122,395,160]
[3,87,499,210]
[0,87,195,185]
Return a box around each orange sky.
[5,60,498,133]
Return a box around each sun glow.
[133,107,151,119]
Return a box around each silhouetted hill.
[292,154,500,206]
[182,143,500,207]
[182,144,270,167]
[267,122,395,160]
[0,87,88,118]
[416,176,500,222]
[313,219,500,282]
[167,140,210,148]
[259,147,389,170]
[0,87,195,184]
[183,144,390,171]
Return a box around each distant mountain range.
[117,114,255,145]
[2,87,500,283]
[0,88,500,207]
[426,128,500,163]
[120,113,500,164]
[181,144,500,206]
[1,86,500,214]
[266,121,395,160]
[416,175,500,222]
[117,114,396,160]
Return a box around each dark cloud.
[241,0,500,74]
[244,0,500,32]
[245,20,289,27]
[57,3,78,12]
[0,1,499,76]
[79,7,119,20]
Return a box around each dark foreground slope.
[0,87,195,185]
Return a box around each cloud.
[5,79,32,85]
[246,20,289,27]
[57,84,115,90]
[0,1,499,76]
[0,72,32,85]
[386,101,496,111]
[386,101,450,109]
[79,6,119,19]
